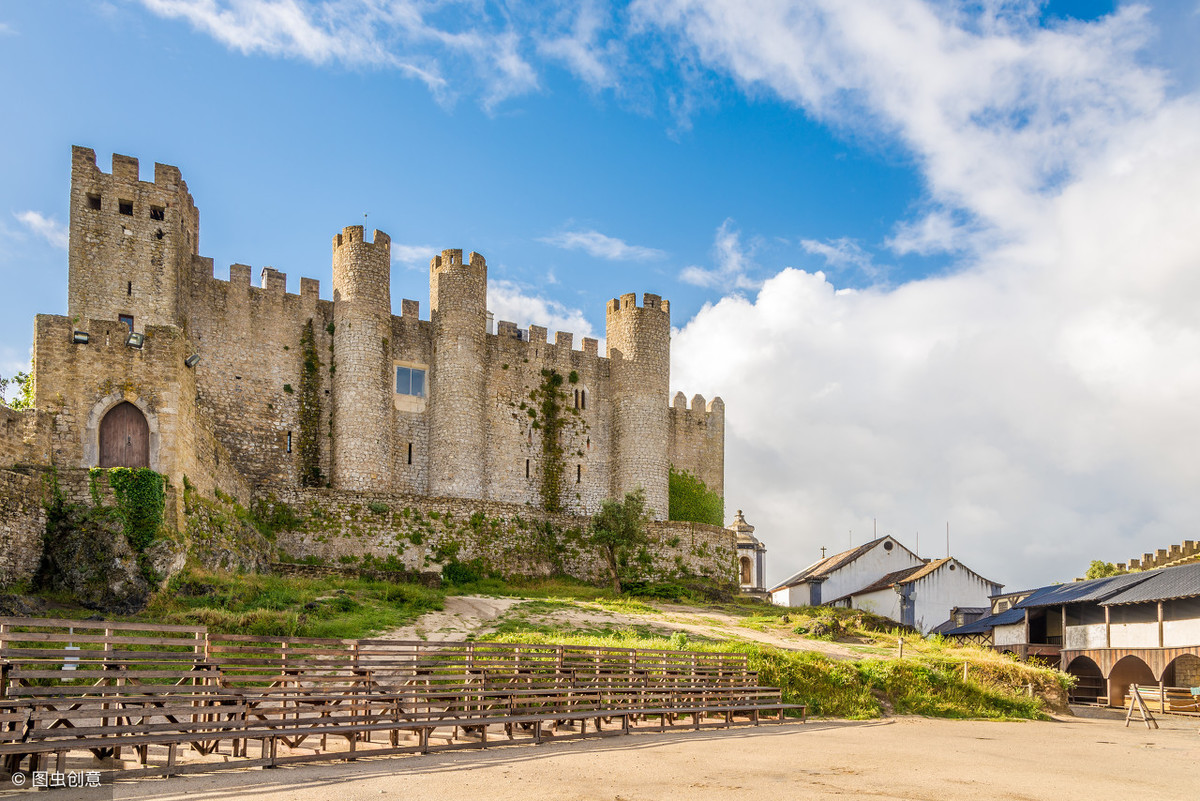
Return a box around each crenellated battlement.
[492,321,604,363]
[333,226,390,253]
[608,293,670,315]
[670,392,725,419]
[1125,539,1200,571]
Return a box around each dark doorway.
[99,402,149,468]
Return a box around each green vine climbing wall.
[298,319,324,487]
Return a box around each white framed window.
[395,365,426,397]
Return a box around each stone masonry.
[0,147,732,585]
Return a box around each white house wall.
[994,623,1026,647]
[907,566,999,635]
[817,540,924,605]
[1109,622,1159,649]
[773,584,810,607]
[852,588,901,621]
[1163,619,1200,647]
[1065,624,1106,650]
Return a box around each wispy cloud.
[539,229,665,261]
[679,219,760,291]
[390,243,437,269]
[14,211,68,250]
[800,237,886,281]
[488,279,596,341]
[138,0,539,107]
[0,21,15,36]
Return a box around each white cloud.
[0,22,15,36]
[488,279,596,342]
[537,2,621,90]
[800,237,886,281]
[678,218,760,290]
[539,229,665,261]
[390,243,437,269]
[138,0,539,106]
[14,211,68,250]
[658,2,1200,590]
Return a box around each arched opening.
[1163,653,1200,689]
[740,556,753,586]
[1065,656,1104,703]
[1107,654,1155,709]
[99,402,150,468]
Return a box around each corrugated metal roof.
[769,538,887,592]
[1013,571,1153,609]
[1101,562,1200,605]
[941,606,1026,636]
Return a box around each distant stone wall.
[0,469,47,586]
[268,488,735,585]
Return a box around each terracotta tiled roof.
[769,537,887,592]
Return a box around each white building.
[770,536,924,608]
[730,511,768,599]
[827,557,1002,635]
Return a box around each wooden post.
[898,638,904,659]
[1157,602,1164,648]
[1061,605,1067,647]
[962,663,968,682]
[1104,607,1111,648]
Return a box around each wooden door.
[99,402,149,468]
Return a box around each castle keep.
[0,147,732,587]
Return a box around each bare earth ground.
[381,595,858,658]
[66,714,1199,801]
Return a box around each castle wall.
[331,227,393,489]
[668,392,725,497]
[606,294,671,519]
[185,261,333,491]
[269,487,736,584]
[0,407,53,468]
[388,305,433,494]
[67,147,199,332]
[483,326,612,515]
[0,469,47,586]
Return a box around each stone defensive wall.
[0,469,46,586]
[668,392,725,498]
[1122,540,1200,572]
[267,488,736,586]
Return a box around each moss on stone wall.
[298,319,324,487]
[668,466,724,527]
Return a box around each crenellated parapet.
[1126,540,1200,571]
[669,392,725,498]
[68,147,201,333]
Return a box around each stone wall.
[0,406,52,468]
[268,488,735,586]
[0,469,46,586]
[668,392,725,498]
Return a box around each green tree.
[590,488,652,594]
[668,466,724,526]
[0,370,33,410]
[1085,560,1121,579]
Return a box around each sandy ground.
[48,713,1196,801]
[376,596,859,659]
[376,596,521,642]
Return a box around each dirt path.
[378,595,520,641]
[379,595,858,659]
[93,714,1200,801]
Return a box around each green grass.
[139,568,443,638]
[482,630,1057,721]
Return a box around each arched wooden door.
[99,402,150,468]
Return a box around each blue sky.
[3,1,1200,591]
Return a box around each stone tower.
[606,292,670,519]
[67,146,200,332]
[428,249,488,499]
[330,226,393,490]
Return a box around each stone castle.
[0,147,734,588]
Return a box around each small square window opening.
[395,366,426,397]
[150,206,165,221]
[86,194,102,211]
[118,200,133,216]
[118,314,134,333]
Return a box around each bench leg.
[55,750,66,773]
[622,714,630,735]
[420,727,430,755]
[533,720,543,744]
[166,743,178,778]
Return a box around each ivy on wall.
[298,319,324,487]
[533,369,567,512]
[89,467,166,552]
[668,466,724,527]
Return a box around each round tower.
[428,249,488,499]
[330,226,393,490]
[606,292,671,519]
